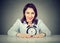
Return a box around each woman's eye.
[31,12,34,14]
[27,12,29,14]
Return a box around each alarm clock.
[26,25,37,36]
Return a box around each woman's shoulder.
[38,19,42,23]
[37,18,43,25]
[15,18,22,24]
[16,18,20,22]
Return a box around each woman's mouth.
[28,17,33,20]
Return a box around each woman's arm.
[7,19,20,36]
[7,19,31,38]
[39,20,51,36]
[16,33,31,38]
[33,19,51,38]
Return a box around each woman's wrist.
[40,33,46,37]
[32,33,46,38]
[42,33,46,37]
[16,33,21,37]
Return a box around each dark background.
[0,0,60,35]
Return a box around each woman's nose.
[29,13,32,17]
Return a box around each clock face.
[28,28,36,35]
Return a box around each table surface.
[0,35,60,43]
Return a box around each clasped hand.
[16,33,45,38]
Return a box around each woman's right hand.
[16,33,31,38]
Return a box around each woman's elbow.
[46,30,51,37]
[7,30,11,36]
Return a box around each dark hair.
[21,3,38,25]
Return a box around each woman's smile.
[28,17,33,20]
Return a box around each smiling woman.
[7,3,51,38]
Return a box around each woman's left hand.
[33,33,45,38]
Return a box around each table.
[0,35,60,43]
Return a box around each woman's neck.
[28,22,32,27]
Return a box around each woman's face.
[25,8,35,23]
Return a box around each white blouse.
[7,19,51,37]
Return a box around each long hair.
[21,3,38,25]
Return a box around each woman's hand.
[16,33,31,38]
[33,33,46,38]
[16,33,46,38]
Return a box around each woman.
[8,3,51,38]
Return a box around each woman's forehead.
[25,8,35,12]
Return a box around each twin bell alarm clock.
[26,25,37,36]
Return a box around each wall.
[0,0,60,35]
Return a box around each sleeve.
[7,19,20,36]
[38,19,51,37]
